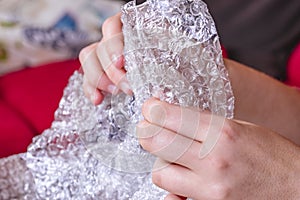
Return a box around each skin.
[79,13,300,199]
[137,98,300,199]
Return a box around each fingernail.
[120,82,132,95]
[108,84,119,95]
[144,101,166,125]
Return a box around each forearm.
[225,59,300,144]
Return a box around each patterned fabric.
[0,0,122,75]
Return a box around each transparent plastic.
[0,0,234,199]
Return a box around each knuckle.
[207,183,230,199]
[79,47,88,64]
[211,156,230,171]
[102,16,115,35]
[143,99,168,125]
[79,44,95,65]
[151,129,170,151]
[221,120,239,142]
[139,127,170,153]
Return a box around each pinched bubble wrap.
[0,0,234,199]
[122,0,234,119]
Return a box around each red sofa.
[0,44,299,158]
[0,59,80,158]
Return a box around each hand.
[137,98,300,200]
[79,13,300,143]
[79,13,131,105]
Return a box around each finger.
[80,43,119,94]
[97,37,129,92]
[152,158,198,199]
[79,42,98,64]
[97,13,132,95]
[137,121,202,170]
[142,98,227,143]
[102,13,122,40]
[83,77,104,105]
[164,193,187,200]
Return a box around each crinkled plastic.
[0,0,234,199]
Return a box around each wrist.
[225,59,300,144]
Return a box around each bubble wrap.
[0,0,234,199]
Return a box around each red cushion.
[0,100,34,158]
[0,59,80,135]
[286,43,300,88]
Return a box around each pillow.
[286,43,300,88]
[0,0,122,75]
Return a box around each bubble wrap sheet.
[0,0,234,199]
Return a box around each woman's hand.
[79,13,130,105]
[137,98,300,200]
